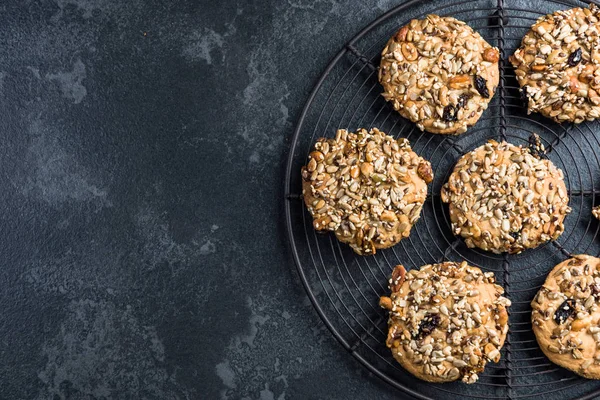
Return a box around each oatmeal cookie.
[379,262,511,383]
[379,14,500,135]
[441,140,571,253]
[532,255,600,379]
[510,5,600,123]
[301,128,433,255]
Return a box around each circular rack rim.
[284,0,600,398]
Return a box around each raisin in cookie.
[379,14,499,135]
[379,262,511,383]
[532,255,600,379]
[441,140,571,254]
[301,128,433,255]
[510,5,600,123]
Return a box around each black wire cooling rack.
[284,0,600,398]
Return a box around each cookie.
[532,255,600,379]
[441,140,571,254]
[301,128,433,255]
[379,262,511,383]
[510,5,600,123]
[379,14,499,135]
[593,205,600,220]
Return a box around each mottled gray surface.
[0,0,410,399]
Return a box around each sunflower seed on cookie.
[380,262,510,383]
[379,14,499,135]
[510,5,600,123]
[441,140,571,253]
[301,128,432,255]
[532,255,600,379]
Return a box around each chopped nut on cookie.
[510,5,600,123]
[301,128,432,255]
[441,140,571,253]
[381,262,510,383]
[532,255,600,379]
[379,14,499,135]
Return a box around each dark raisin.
[457,93,472,109]
[509,231,520,240]
[568,48,582,67]
[554,299,576,325]
[416,313,440,339]
[442,105,457,122]
[474,75,490,98]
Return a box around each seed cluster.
[301,128,433,255]
[379,14,499,135]
[593,205,600,220]
[380,262,511,383]
[532,255,600,378]
[441,140,571,254]
[510,4,600,123]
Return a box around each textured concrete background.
[0,0,410,398]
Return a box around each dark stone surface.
[0,0,405,398]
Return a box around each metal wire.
[285,0,600,398]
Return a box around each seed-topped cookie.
[301,128,433,255]
[441,140,571,254]
[379,14,500,135]
[510,5,600,123]
[532,255,600,379]
[379,262,511,383]
[593,205,600,220]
